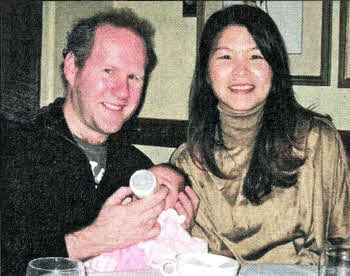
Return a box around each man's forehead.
[91,25,146,57]
[94,24,142,44]
[86,24,146,70]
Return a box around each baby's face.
[150,166,185,192]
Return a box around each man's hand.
[65,186,169,260]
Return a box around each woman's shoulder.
[292,113,345,159]
[298,114,344,154]
[295,111,338,138]
[170,143,207,174]
[309,116,340,140]
[170,143,191,163]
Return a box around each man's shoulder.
[2,119,35,152]
[6,119,55,147]
[3,117,74,165]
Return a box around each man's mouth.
[103,102,125,111]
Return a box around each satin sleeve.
[321,124,350,246]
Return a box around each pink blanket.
[84,209,208,272]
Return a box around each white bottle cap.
[129,169,158,198]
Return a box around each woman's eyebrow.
[212,46,231,51]
[212,46,260,52]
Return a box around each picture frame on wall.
[338,0,350,88]
[197,0,333,86]
[224,1,303,54]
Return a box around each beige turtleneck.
[170,104,350,265]
[218,101,263,147]
[214,102,263,184]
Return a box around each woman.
[171,4,350,265]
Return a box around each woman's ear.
[64,52,78,88]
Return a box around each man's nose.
[110,75,129,98]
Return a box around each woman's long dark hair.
[188,4,328,204]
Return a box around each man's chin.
[100,123,124,136]
[98,115,134,136]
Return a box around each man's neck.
[63,99,108,145]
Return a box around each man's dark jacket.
[1,98,153,275]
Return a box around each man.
[1,8,198,274]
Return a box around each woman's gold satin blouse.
[170,106,350,265]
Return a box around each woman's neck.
[218,102,265,147]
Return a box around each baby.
[84,164,207,272]
[148,163,186,206]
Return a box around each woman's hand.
[174,186,199,230]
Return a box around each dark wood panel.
[339,130,350,157]
[126,118,350,158]
[123,118,188,148]
[338,0,350,88]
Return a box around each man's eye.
[128,74,143,82]
[104,69,112,74]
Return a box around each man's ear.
[64,52,78,87]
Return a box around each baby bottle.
[129,169,158,198]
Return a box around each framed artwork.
[338,0,350,88]
[197,0,333,86]
[224,1,303,54]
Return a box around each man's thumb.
[104,187,133,206]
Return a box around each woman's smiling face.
[208,25,272,114]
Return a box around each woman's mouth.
[228,84,254,93]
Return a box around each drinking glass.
[26,257,85,276]
[319,245,350,276]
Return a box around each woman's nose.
[231,61,248,76]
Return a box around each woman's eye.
[218,55,231,60]
[104,68,112,74]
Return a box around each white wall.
[41,1,350,164]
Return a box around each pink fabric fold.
[84,209,208,272]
